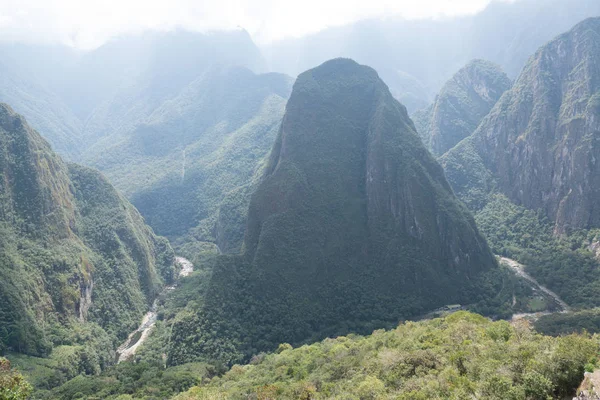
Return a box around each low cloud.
[0,0,512,49]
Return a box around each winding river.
[499,256,571,322]
[116,256,194,363]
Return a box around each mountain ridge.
[443,17,600,234]
[0,103,174,371]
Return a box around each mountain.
[442,17,600,234]
[262,0,600,112]
[0,104,173,371]
[77,30,267,148]
[0,56,83,159]
[167,59,506,366]
[80,67,293,254]
[413,59,512,156]
[0,29,267,162]
[0,31,286,254]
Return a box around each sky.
[0,0,514,49]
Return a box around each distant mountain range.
[263,0,600,112]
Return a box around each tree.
[0,358,33,400]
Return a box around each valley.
[116,257,195,363]
[1,2,600,399]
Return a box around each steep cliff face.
[443,18,600,234]
[414,59,511,156]
[244,59,495,287]
[168,59,502,365]
[0,104,174,357]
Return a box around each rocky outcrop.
[443,18,600,234]
[575,371,600,399]
[414,59,511,156]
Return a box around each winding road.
[116,256,194,363]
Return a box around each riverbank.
[116,257,194,363]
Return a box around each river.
[499,256,571,322]
[115,256,194,363]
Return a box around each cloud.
[0,0,512,49]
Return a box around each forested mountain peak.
[168,58,505,365]
[245,57,495,296]
[414,59,512,156]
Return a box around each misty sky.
[0,0,513,49]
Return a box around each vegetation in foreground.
[38,362,214,400]
[174,312,599,400]
[0,357,32,400]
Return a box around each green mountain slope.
[414,60,511,156]
[174,312,597,400]
[82,67,293,254]
[166,59,507,366]
[0,60,83,159]
[0,104,174,373]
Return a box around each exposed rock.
[443,18,600,234]
[414,59,511,156]
[576,371,600,399]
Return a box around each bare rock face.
[443,18,600,234]
[414,59,511,156]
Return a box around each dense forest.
[175,312,598,399]
[0,103,175,394]
[1,1,600,399]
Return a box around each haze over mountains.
[263,0,600,111]
[0,0,597,259]
[1,1,600,399]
